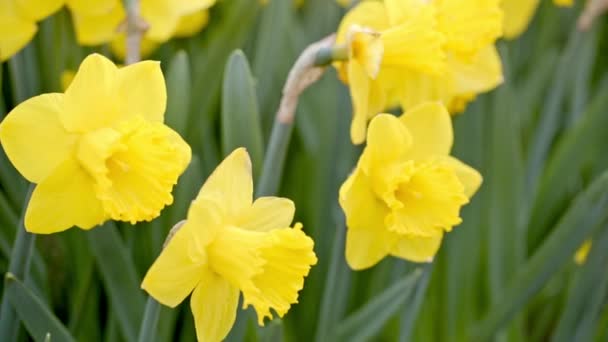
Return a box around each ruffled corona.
[339,103,482,269]
[0,53,191,233]
[142,148,317,342]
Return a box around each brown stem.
[124,0,148,64]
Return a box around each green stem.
[137,297,161,342]
[0,184,35,341]
[256,120,293,197]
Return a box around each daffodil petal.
[0,2,37,62]
[501,0,541,39]
[450,46,503,96]
[62,54,119,132]
[173,10,209,38]
[71,4,125,46]
[348,60,372,145]
[442,156,482,198]
[67,0,120,16]
[340,170,393,270]
[362,114,412,172]
[25,158,106,234]
[142,222,206,307]
[0,93,76,183]
[335,1,390,45]
[236,197,295,232]
[196,148,253,218]
[15,0,63,21]
[390,232,443,263]
[399,102,453,159]
[116,61,166,123]
[191,270,240,342]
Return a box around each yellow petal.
[347,28,383,79]
[345,223,395,271]
[173,10,209,38]
[71,4,125,46]
[501,0,541,39]
[86,118,191,224]
[0,94,77,183]
[25,158,106,234]
[61,54,119,132]
[243,224,317,324]
[235,197,295,232]
[390,232,443,263]
[361,114,412,173]
[196,148,253,218]
[348,60,387,145]
[380,4,446,75]
[67,0,120,16]
[141,0,183,42]
[0,2,37,62]
[386,161,468,235]
[383,0,427,26]
[15,0,63,21]
[436,0,503,58]
[442,156,482,198]
[335,1,390,46]
[399,102,453,159]
[190,270,239,342]
[339,170,394,270]
[397,71,453,111]
[116,61,166,123]
[553,0,573,6]
[450,46,504,96]
[141,222,206,307]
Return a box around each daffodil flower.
[0,0,63,61]
[0,54,191,234]
[335,0,446,144]
[142,148,317,342]
[339,103,482,269]
[502,0,574,39]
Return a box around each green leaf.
[551,226,608,342]
[334,268,422,342]
[5,273,76,342]
[87,223,144,342]
[221,50,264,177]
[398,265,431,342]
[164,51,191,137]
[474,171,608,340]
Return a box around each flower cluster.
[335,0,504,144]
[0,0,216,63]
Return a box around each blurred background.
[1,0,608,341]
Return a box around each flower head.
[339,102,482,269]
[142,148,317,342]
[335,0,446,144]
[0,53,191,234]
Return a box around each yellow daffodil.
[339,102,482,269]
[502,0,574,39]
[574,240,592,265]
[142,148,317,342]
[0,54,191,234]
[0,0,63,61]
[335,0,446,144]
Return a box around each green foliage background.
[1,0,608,341]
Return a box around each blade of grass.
[398,265,432,342]
[4,273,76,342]
[334,268,423,342]
[87,222,144,342]
[474,171,608,340]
